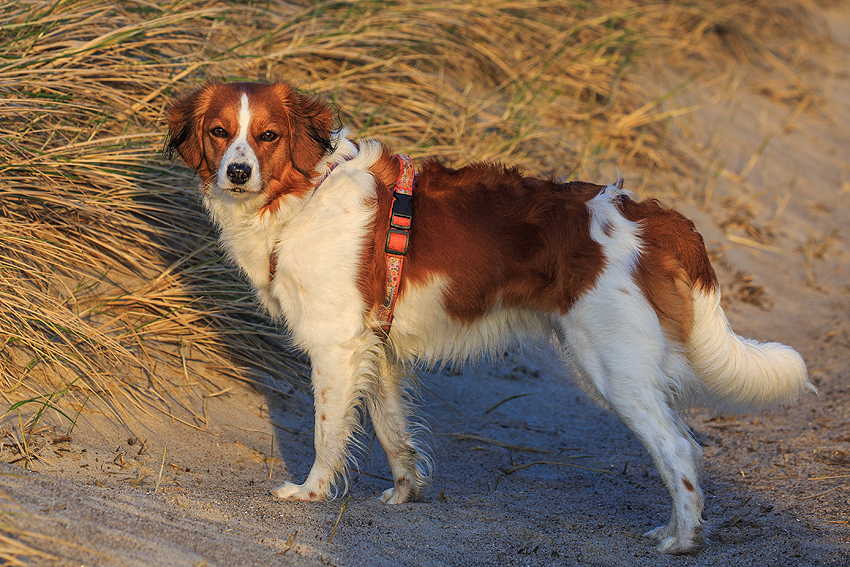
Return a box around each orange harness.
[376,154,414,338]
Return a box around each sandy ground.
[2,5,849,567]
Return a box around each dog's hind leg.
[271,344,368,501]
[559,293,706,555]
[366,357,431,504]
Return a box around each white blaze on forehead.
[236,92,251,143]
[217,91,261,193]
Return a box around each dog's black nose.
[226,163,252,185]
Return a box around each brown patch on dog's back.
[618,195,717,292]
[362,160,608,322]
[618,195,718,343]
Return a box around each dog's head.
[165,82,334,209]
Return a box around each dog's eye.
[258,130,279,142]
[210,126,228,138]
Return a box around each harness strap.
[376,153,414,338]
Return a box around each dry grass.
[0,0,829,449]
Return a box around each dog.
[165,81,812,554]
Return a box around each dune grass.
[0,0,828,445]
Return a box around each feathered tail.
[687,288,814,407]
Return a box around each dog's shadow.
[252,344,828,564]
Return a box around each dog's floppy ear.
[282,86,335,176]
[164,85,210,172]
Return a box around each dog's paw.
[645,525,706,555]
[380,487,409,504]
[654,536,703,555]
[270,482,326,502]
[379,477,424,504]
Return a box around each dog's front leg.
[271,346,363,501]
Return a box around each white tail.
[687,289,813,408]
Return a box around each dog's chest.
[209,184,377,346]
[211,208,278,289]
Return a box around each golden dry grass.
[0,0,828,453]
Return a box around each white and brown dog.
[165,81,812,554]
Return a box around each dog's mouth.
[208,179,261,196]
[216,175,263,196]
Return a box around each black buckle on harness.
[389,192,413,230]
[386,192,413,255]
